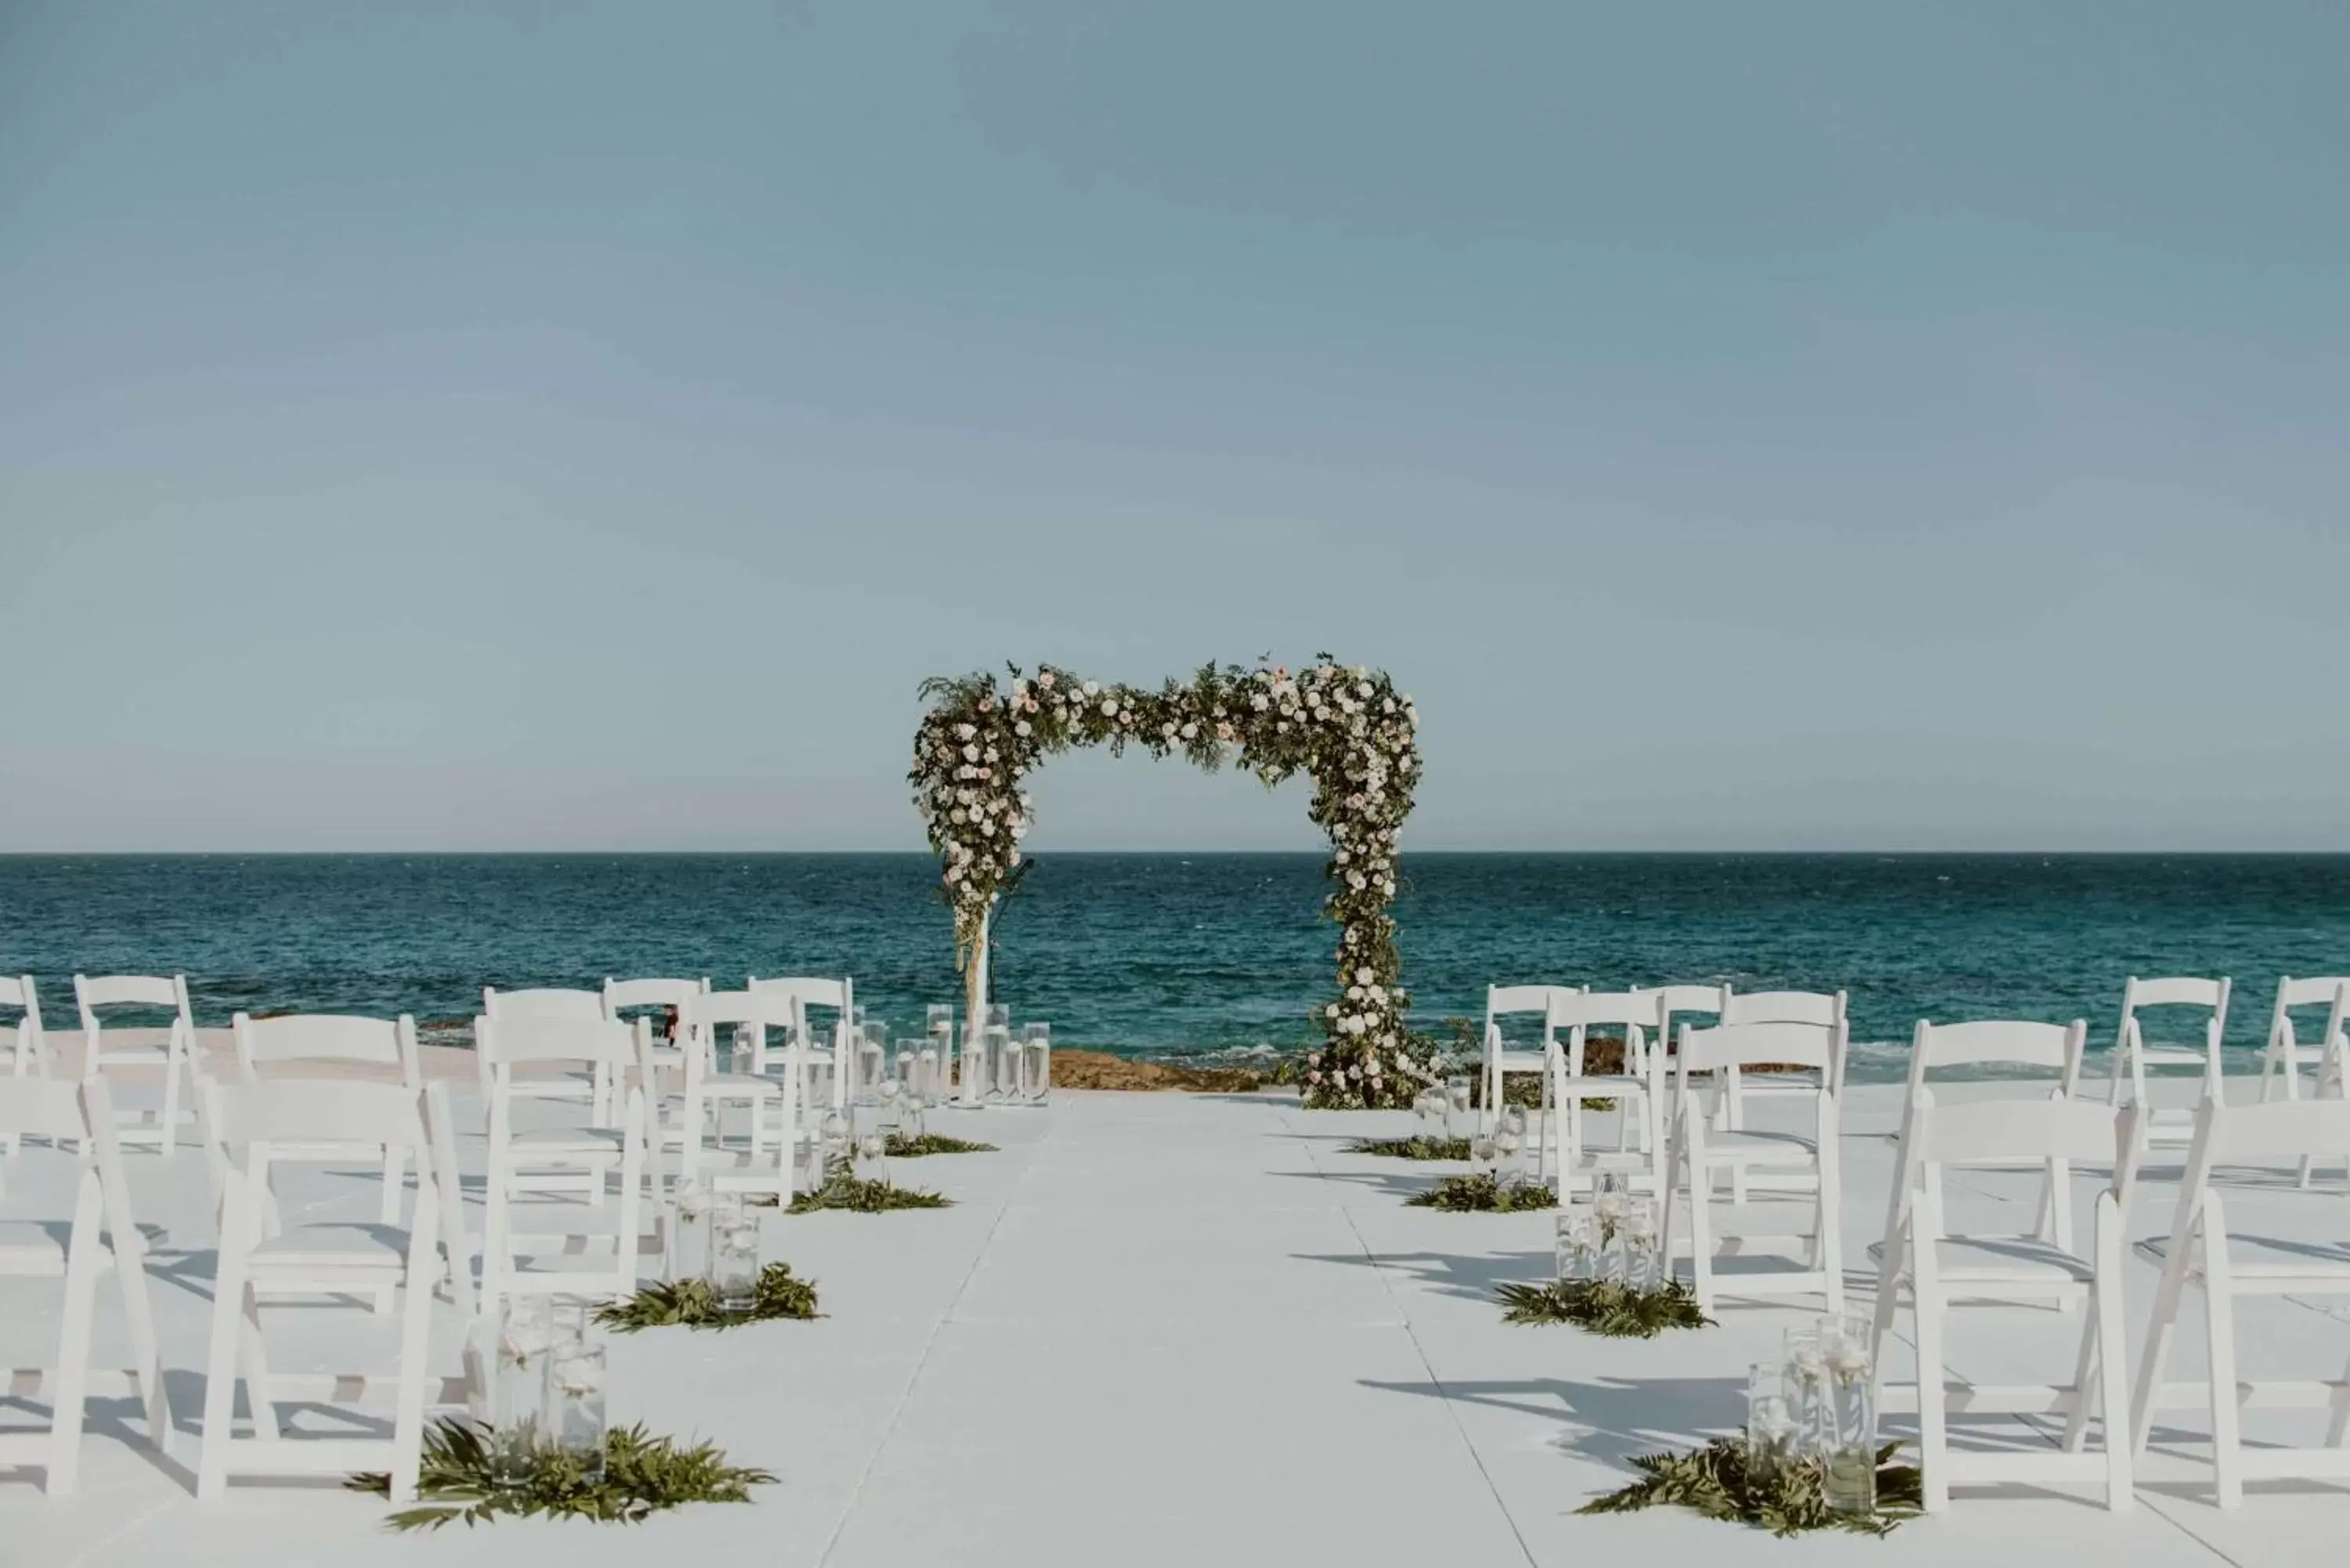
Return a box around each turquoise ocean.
[4,854,2347,1082]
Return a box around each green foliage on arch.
[910,658,1430,1107]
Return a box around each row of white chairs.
[0,976,868,1503]
[1875,1086,2350,1514]
[1475,982,2350,1514]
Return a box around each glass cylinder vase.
[710,1198,760,1313]
[1820,1317,1878,1513]
[488,1297,556,1482]
[1020,1021,1051,1104]
[547,1342,607,1481]
[1555,1202,1600,1283]
[1746,1362,1797,1483]
[667,1175,712,1281]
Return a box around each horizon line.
[9,847,2350,858]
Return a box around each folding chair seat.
[0,1078,172,1494]
[74,974,195,1153]
[2132,1096,2350,1508]
[1871,1093,2140,1513]
[196,1078,457,1503]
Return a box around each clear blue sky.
[3,2,2345,852]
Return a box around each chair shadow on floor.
[1361,1371,1746,1473]
[1273,1165,1469,1202]
[1296,1244,1553,1302]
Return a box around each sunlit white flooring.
[5,1076,2349,1566]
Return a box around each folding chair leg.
[1913,1225,1950,1512]
[2323,1342,2350,1448]
[45,1174,107,1494]
[2094,1207,2135,1511]
[197,1175,254,1501]
[2202,1197,2243,1509]
[2131,1219,2193,1456]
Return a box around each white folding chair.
[481,986,613,1123]
[1716,987,1849,1129]
[1871,1093,2141,1513]
[2,976,50,1163]
[233,1012,424,1228]
[606,977,710,1172]
[0,1078,171,1494]
[478,1014,652,1313]
[1481,984,1564,1135]
[678,990,811,1204]
[1546,990,1668,1193]
[1637,983,1720,1063]
[2258,976,2348,1105]
[196,1078,451,1503]
[1882,1019,2090,1284]
[73,974,194,1153]
[2131,1096,2350,1508]
[747,975,854,1111]
[1660,1021,1845,1314]
[2103,975,2229,1149]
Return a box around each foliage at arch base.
[911,659,1434,1109]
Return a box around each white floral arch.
[910,659,1430,1109]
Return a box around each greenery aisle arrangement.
[596,1264,820,1331]
[349,1418,773,1530]
[1494,1277,1710,1337]
[1345,1135,1472,1160]
[785,1169,953,1213]
[887,1131,996,1157]
[1578,1436,1921,1537]
[913,659,1427,1107]
[1406,1172,1557,1212]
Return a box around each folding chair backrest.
[1641,985,1722,1015]
[2122,974,2229,1037]
[233,1013,421,1087]
[2192,1096,2350,1168]
[747,976,850,1035]
[2269,977,2350,1049]
[1676,1021,1838,1077]
[1907,1019,2085,1098]
[1912,1093,2135,1171]
[685,991,799,1032]
[1721,988,1845,1028]
[211,1078,428,1154]
[483,986,605,1021]
[604,977,710,1014]
[1548,991,1665,1033]
[477,1015,642,1070]
[1485,985,1566,1042]
[0,1075,87,1140]
[75,974,187,1016]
